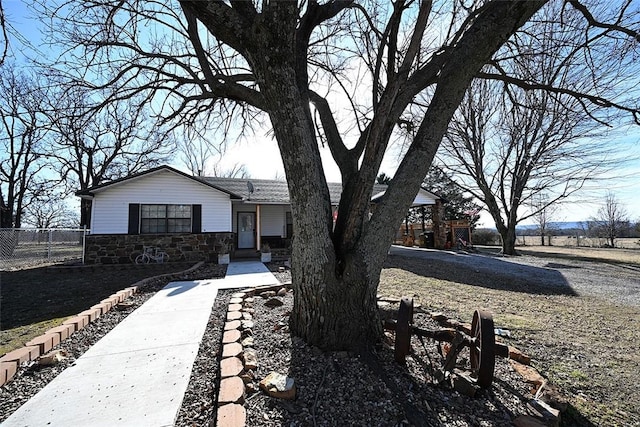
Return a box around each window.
[140,204,192,234]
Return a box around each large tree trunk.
[501,225,518,255]
[290,247,384,350]
[259,71,384,350]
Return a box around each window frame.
[139,204,192,234]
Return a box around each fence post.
[48,229,52,260]
[82,227,87,265]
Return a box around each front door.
[237,212,255,249]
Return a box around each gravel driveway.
[388,245,640,306]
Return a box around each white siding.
[413,189,437,206]
[260,205,285,237]
[90,170,232,234]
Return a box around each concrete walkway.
[2,261,279,427]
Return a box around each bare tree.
[38,0,640,349]
[438,2,637,255]
[0,0,7,65]
[43,84,173,226]
[176,129,248,178]
[23,195,79,228]
[0,64,52,228]
[594,191,629,247]
[531,194,560,246]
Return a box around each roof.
[371,186,444,206]
[75,165,243,199]
[77,165,443,205]
[203,177,389,205]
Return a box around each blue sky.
[3,0,639,227]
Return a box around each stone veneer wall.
[84,232,235,264]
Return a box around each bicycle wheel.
[135,254,145,264]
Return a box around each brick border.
[214,289,562,427]
[0,261,205,388]
[216,284,291,427]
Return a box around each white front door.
[238,212,255,249]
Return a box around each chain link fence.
[0,228,89,270]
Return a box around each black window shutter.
[128,204,140,234]
[192,204,202,233]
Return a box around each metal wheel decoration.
[394,297,414,363]
[470,309,496,388]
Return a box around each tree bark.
[255,66,383,349]
[501,225,518,255]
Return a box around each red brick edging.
[216,284,290,427]
[0,261,205,387]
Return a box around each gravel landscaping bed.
[242,291,539,426]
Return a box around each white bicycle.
[135,246,169,264]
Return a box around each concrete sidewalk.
[2,261,279,427]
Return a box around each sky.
[3,1,640,229]
[208,125,640,228]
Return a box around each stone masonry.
[84,232,234,264]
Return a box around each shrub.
[472,229,500,245]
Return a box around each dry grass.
[379,250,640,426]
[517,244,640,265]
[0,263,194,355]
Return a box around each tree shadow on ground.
[384,248,578,296]
[0,263,193,330]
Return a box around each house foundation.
[84,232,235,264]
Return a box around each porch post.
[256,204,261,251]
[432,200,446,249]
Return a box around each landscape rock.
[218,377,245,405]
[513,415,548,427]
[259,371,296,400]
[115,301,135,311]
[246,383,260,394]
[527,398,561,427]
[509,346,532,365]
[452,370,479,397]
[220,357,244,378]
[264,297,284,308]
[241,320,254,330]
[217,403,246,427]
[240,370,256,383]
[241,336,254,347]
[224,320,241,331]
[243,349,258,370]
[260,291,276,298]
[277,287,287,296]
[537,383,569,413]
[509,360,545,390]
[38,350,68,366]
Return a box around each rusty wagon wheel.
[470,309,496,388]
[394,297,414,363]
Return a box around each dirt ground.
[0,263,194,355]
[382,245,640,426]
[516,244,640,265]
